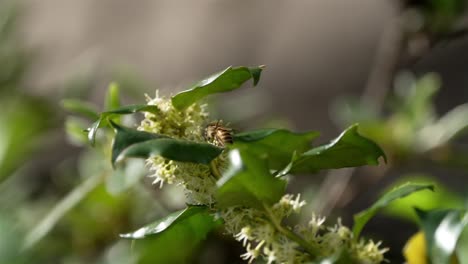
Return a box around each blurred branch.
[23,172,105,249]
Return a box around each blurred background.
[1,0,468,263]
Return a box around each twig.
[263,203,317,257]
[23,172,105,249]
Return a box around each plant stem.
[263,203,317,257]
[210,160,222,179]
[23,171,105,249]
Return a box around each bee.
[204,120,233,147]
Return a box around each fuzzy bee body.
[204,121,233,147]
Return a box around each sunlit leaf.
[216,149,286,209]
[233,129,319,170]
[416,208,468,264]
[116,136,223,165]
[121,206,221,263]
[290,124,386,174]
[87,104,160,145]
[353,182,434,239]
[171,66,264,110]
[457,226,468,264]
[383,175,464,222]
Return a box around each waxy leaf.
[116,137,223,165]
[120,206,217,239]
[216,149,286,209]
[171,66,264,110]
[290,124,386,174]
[109,121,164,165]
[416,208,468,264]
[353,182,434,239]
[121,206,221,263]
[87,104,159,145]
[233,129,319,170]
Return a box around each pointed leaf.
[120,206,217,239]
[117,137,223,165]
[216,149,286,209]
[416,208,468,264]
[290,124,386,174]
[233,128,319,170]
[87,104,160,145]
[171,66,264,110]
[353,182,434,239]
[110,121,164,165]
[121,206,222,263]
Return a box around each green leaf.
[290,124,386,174]
[233,129,319,170]
[457,226,468,264]
[104,82,121,111]
[216,149,286,209]
[171,65,264,110]
[353,182,434,239]
[116,135,223,165]
[87,104,160,145]
[416,208,468,264]
[382,175,465,222]
[61,99,99,120]
[110,121,164,165]
[120,206,221,263]
[121,206,216,239]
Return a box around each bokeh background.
[1,0,468,263]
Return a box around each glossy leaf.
[110,121,164,165]
[382,175,464,222]
[120,206,216,239]
[290,124,386,174]
[216,149,286,209]
[87,104,160,145]
[61,99,99,120]
[416,208,468,264]
[121,206,221,263]
[171,66,264,110]
[353,182,434,239]
[233,129,319,170]
[116,137,223,165]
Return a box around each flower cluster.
[138,92,217,204]
[138,92,388,263]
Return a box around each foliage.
[73,66,454,264]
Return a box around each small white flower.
[263,245,277,264]
[291,193,306,213]
[240,241,265,263]
[235,226,253,246]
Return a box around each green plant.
[68,66,442,263]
